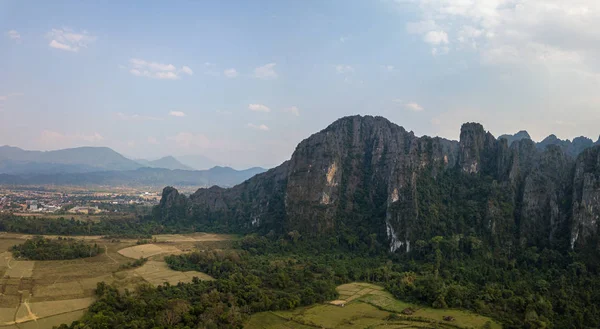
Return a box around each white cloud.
[6,30,20,41]
[127,58,192,80]
[404,102,424,112]
[424,30,449,45]
[224,68,238,78]
[284,106,300,116]
[406,20,438,34]
[116,112,161,121]
[130,58,175,71]
[247,123,270,131]
[248,104,271,112]
[155,71,179,80]
[169,111,186,117]
[49,40,78,52]
[335,65,354,74]
[431,46,450,56]
[398,0,600,76]
[254,63,278,79]
[382,65,395,72]
[181,66,193,76]
[47,28,96,52]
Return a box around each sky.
[1,0,599,169]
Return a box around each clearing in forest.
[131,260,213,285]
[245,282,501,329]
[117,242,215,286]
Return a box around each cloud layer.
[400,0,600,77]
[169,111,186,117]
[247,123,269,131]
[254,63,278,79]
[224,68,238,78]
[128,58,193,80]
[6,30,20,41]
[47,28,96,52]
[248,104,271,112]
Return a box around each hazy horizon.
[2,1,600,168]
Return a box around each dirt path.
[104,245,117,264]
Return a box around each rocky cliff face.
[156,115,600,252]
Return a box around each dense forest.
[0,213,171,237]
[47,230,600,329]
[12,236,101,260]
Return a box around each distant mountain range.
[0,146,141,173]
[498,131,600,158]
[0,145,266,187]
[134,156,194,171]
[0,166,266,188]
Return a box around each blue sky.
[1,0,599,168]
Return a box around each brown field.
[118,243,182,259]
[131,260,213,285]
[0,232,234,329]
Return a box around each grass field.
[245,282,501,329]
[0,232,233,329]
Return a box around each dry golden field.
[0,232,230,329]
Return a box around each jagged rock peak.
[321,115,409,136]
[498,130,532,146]
[159,186,185,207]
[458,122,495,173]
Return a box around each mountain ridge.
[0,166,267,188]
[0,145,142,173]
[135,156,194,171]
[156,115,600,253]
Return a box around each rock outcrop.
[156,115,600,252]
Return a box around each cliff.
[156,115,600,252]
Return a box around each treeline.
[384,235,600,329]
[119,257,148,270]
[12,236,101,260]
[0,213,175,236]
[58,248,369,328]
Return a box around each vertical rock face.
[156,115,600,253]
[571,147,600,249]
[516,145,572,248]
